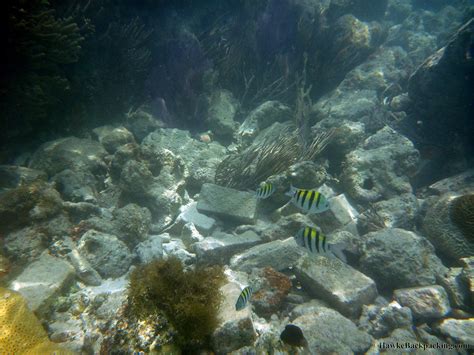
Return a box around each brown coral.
[451,194,474,242]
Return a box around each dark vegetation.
[0,0,385,162]
[127,257,226,352]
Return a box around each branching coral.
[127,257,226,351]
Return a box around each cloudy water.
[0,0,473,353]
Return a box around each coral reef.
[0,287,72,354]
[127,257,226,351]
[451,194,474,242]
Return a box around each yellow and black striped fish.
[285,185,329,214]
[235,285,253,311]
[255,182,275,199]
[294,225,347,262]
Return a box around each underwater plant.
[127,257,226,351]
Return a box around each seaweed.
[127,257,226,352]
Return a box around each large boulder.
[358,228,446,291]
[393,286,451,321]
[341,127,420,203]
[92,125,135,154]
[293,305,373,354]
[294,254,378,317]
[197,183,257,224]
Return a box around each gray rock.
[289,299,331,320]
[134,235,164,264]
[460,257,474,306]
[0,165,47,194]
[193,230,262,265]
[211,282,257,354]
[243,100,291,132]
[119,159,154,195]
[326,0,388,21]
[125,109,162,142]
[29,137,108,177]
[180,222,205,247]
[197,183,257,224]
[62,201,102,223]
[342,127,420,203]
[294,254,378,317]
[162,238,196,265]
[422,192,474,260]
[9,252,75,314]
[230,238,304,272]
[92,125,135,154]
[436,267,470,310]
[206,89,239,139]
[367,328,419,355]
[167,201,216,236]
[49,314,85,353]
[359,228,446,290]
[394,286,451,321]
[113,203,151,246]
[293,306,373,354]
[435,318,474,346]
[4,226,47,264]
[77,230,133,278]
[53,169,98,203]
[68,248,102,286]
[359,301,413,338]
[428,169,474,195]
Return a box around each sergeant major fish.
[294,225,347,262]
[255,182,275,199]
[285,185,329,214]
[235,285,253,311]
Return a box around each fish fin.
[330,244,347,263]
[285,184,296,197]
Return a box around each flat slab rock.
[197,183,257,224]
[9,252,75,314]
[293,305,373,354]
[294,254,378,317]
[230,238,304,272]
[435,319,474,346]
[193,230,262,265]
[211,281,257,353]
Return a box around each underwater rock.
[292,305,373,354]
[92,125,135,154]
[294,253,378,317]
[460,257,474,306]
[437,267,470,310]
[9,252,75,315]
[428,169,474,195]
[29,137,108,178]
[422,192,474,260]
[77,230,133,279]
[166,201,216,236]
[0,165,47,194]
[67,248,102,286]
[197,183,257,224]
[162,238,196,265]
[435,319,474,346]
[124,109,163,142]
[407,18,474,167]
[48,315,85,353]
[249,267,291,318]
[366,328,419,354]
[211,281,257,353]
[317,193,359,235]
[53,169,98,203]
[4,226,47,265]
[243,101,291,132]
[205,89,239,140]
[134,234,164,264]
[326,0,388,22]
[393,286,451,321]
[358,301,413,338]
[193,230,262,266]
[230,238,304,273]
[342,126,420,203]
[359,228,446,291]
[357,193,420,234]
[112,203,151,246]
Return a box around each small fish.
[235,286,253,311]
[285,185,330,214]
[280,324,308,347]
[255,182,275,199]
[294,225,347,262]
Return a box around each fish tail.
[330,244,347,263]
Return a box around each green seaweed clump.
[128,257,226,352]
[451,194,474,242]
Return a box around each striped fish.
[235,285,253,311]
[294,225,347,262]
[255,182,275,199]
[285,185,329,214]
